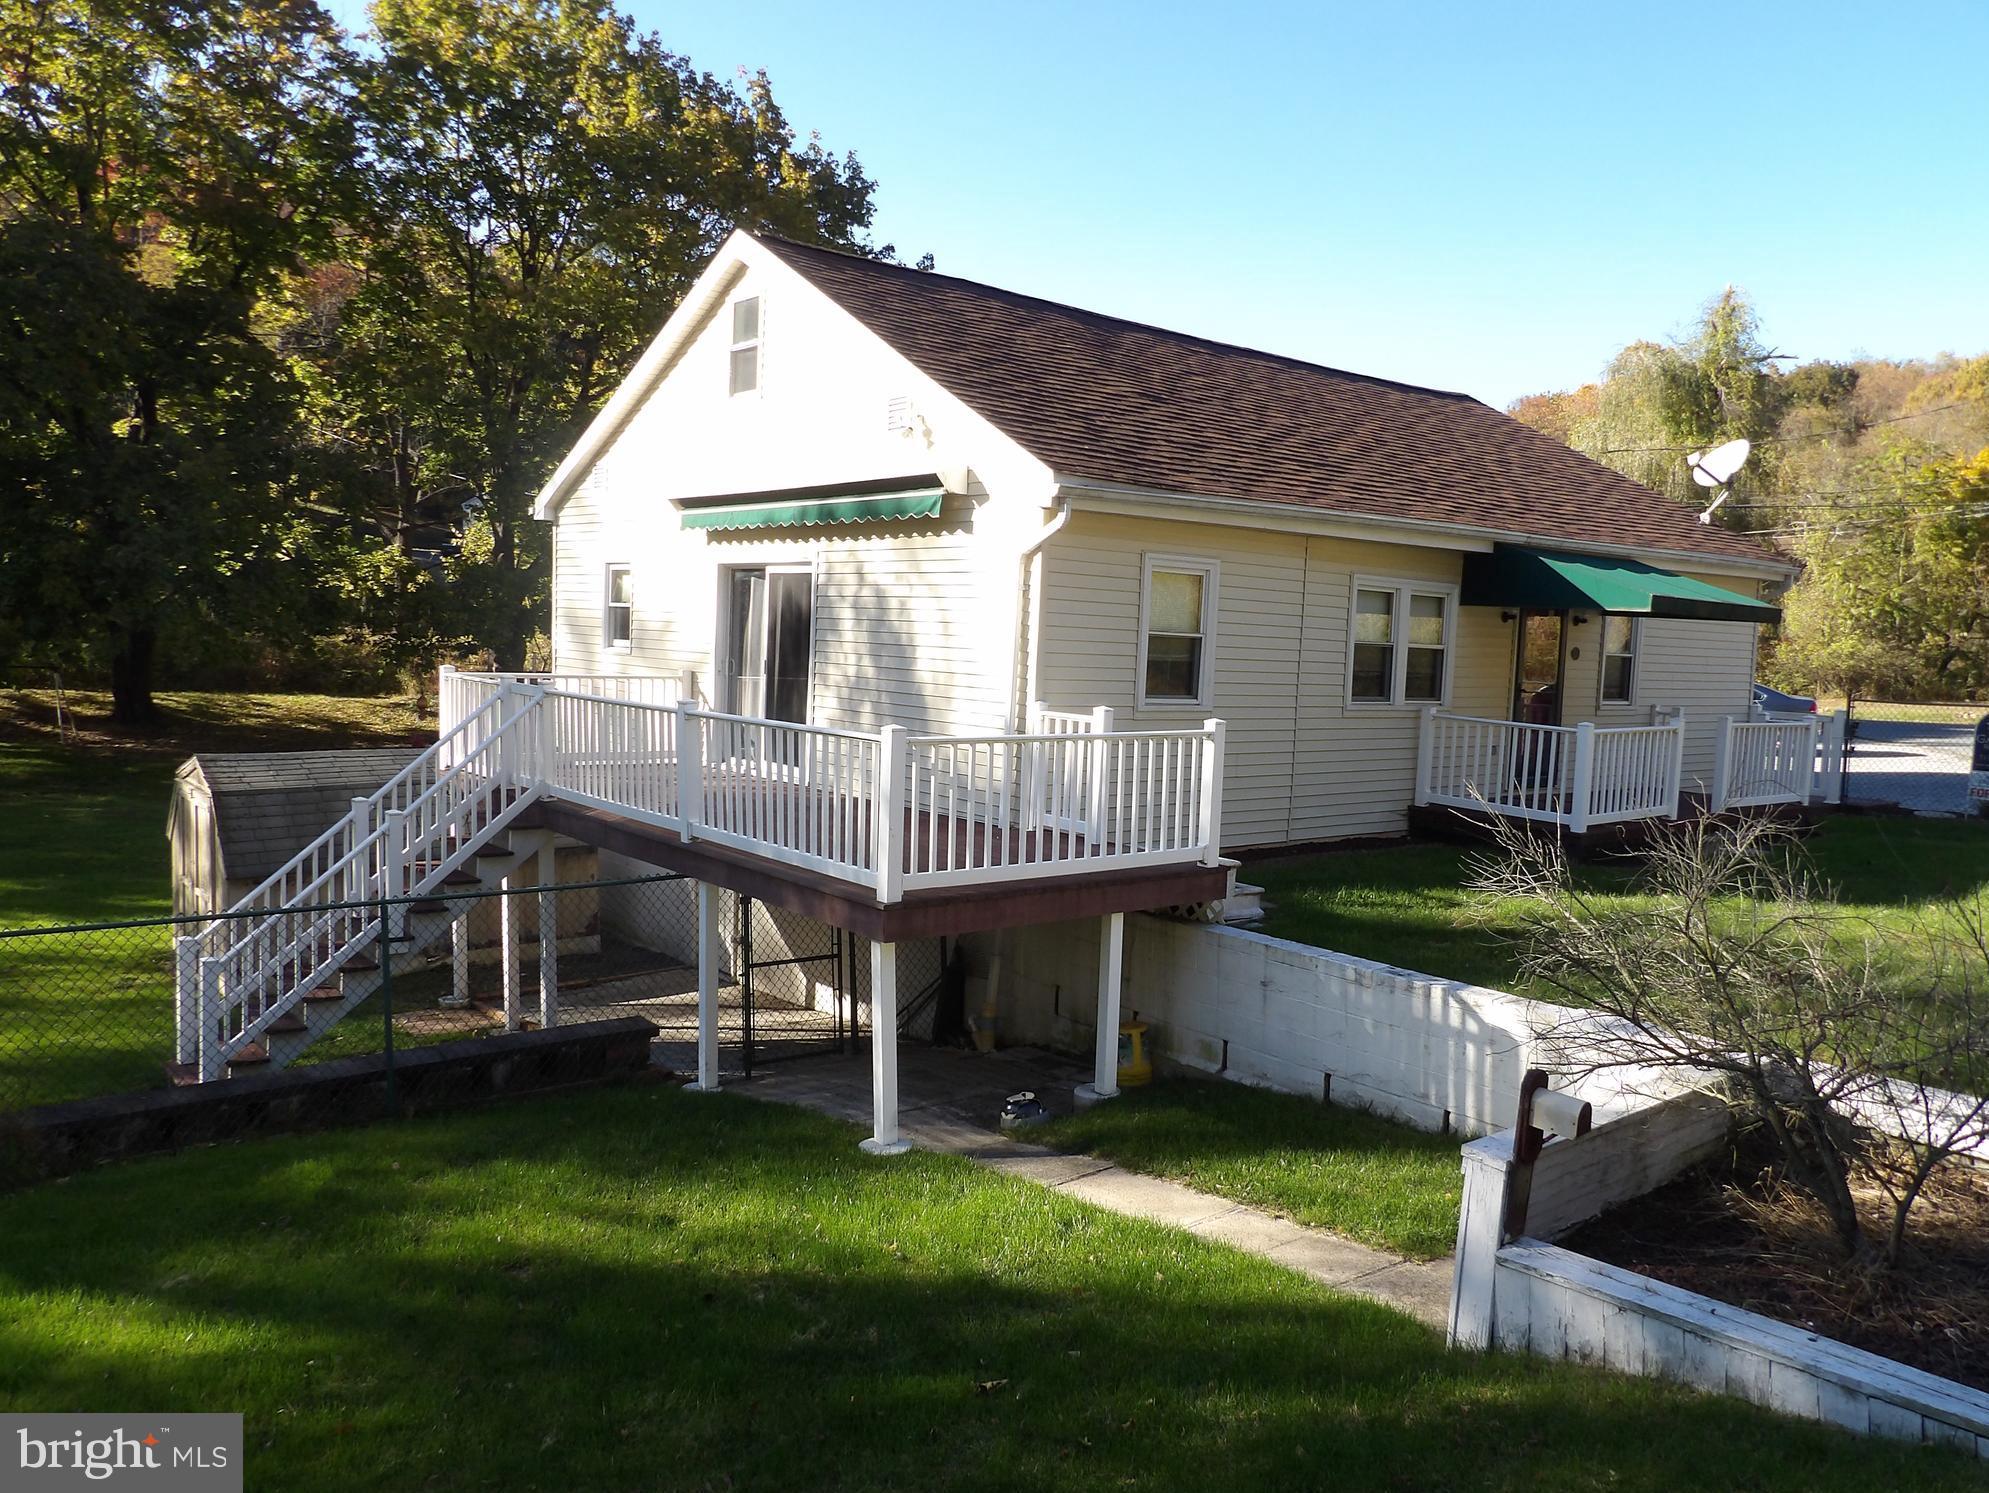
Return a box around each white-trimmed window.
[604,564,633,650]
[1138,555,1217,707]
[1600,615,1637,704]
[1348,579,1452,706]
[728,296,761,395]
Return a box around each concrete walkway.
[738,1044,1455,1329]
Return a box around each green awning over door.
[1460,544,1780,624]
[678,487,944,532]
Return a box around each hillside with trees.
[1510,293,1989,704]
[0,0,887,723]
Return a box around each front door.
[721,566,813,722]
[1512,610,1566,726]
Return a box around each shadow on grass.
[0,1085,1974,1492]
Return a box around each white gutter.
[1006,496,1073,731]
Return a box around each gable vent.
[885,395,916,434]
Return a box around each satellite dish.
[1687,438,1751,489]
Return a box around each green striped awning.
[679,487,944,532]
[1461,545,1780,624]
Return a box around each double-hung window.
[1349,579,1452,705]
[1138,556,1217,707]
[728,296,761,395]
[604,565,633,650]
[1600,615,1637,704]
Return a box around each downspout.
[1007,493,1072,732]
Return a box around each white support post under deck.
[1076,911,1125,1106]
[860,940,911,1155]
[499,846,526,1032]
[445,917,471,1009]
[688,881,721,1092]
[535,838,558,1029]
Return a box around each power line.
[1584,400,1975,457]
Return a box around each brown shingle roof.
[757,236,1780,568]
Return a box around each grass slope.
[1037,1078,1463,1259]
[1251,817,1989,997]
[0,1084,1974,1493]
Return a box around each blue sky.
[338,0,1989,407]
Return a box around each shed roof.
[176,749,422,885]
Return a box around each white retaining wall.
[978,913,1682,1136]
[1452,1129,1989,1455]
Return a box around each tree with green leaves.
[0,0,355,721]
[319,0,883,670]
[1562,287,1786,520]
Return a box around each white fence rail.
[1415,710,1684,832]
[1714,715,1819,812]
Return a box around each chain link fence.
[1843,701,1989,817]
[0,872,892,1187]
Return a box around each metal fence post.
[379,888,398,1115]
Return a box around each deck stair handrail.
[190,688,547,1079]
[1713,714,1820,813]
[1414,709,1686,832]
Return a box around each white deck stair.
[173,688,548,1082]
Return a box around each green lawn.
[1037,1078,1463,1259]
[1250,817,1989,998]
[0,1084,1973,1492]
[0,692,428,1108]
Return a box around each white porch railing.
[1713,715,1820,812]
[1414,709,1685,832]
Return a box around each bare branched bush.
[1469,814,1989,1267]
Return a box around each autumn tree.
[1565,287,1786,520]
[0,0,355,721]
[323,0,883,670]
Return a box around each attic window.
[729,297,761,395]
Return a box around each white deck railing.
[1713,715,1820,812]
[446,679,1226,900]
[898,721,1223,894]
[1414,709,1685,832]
